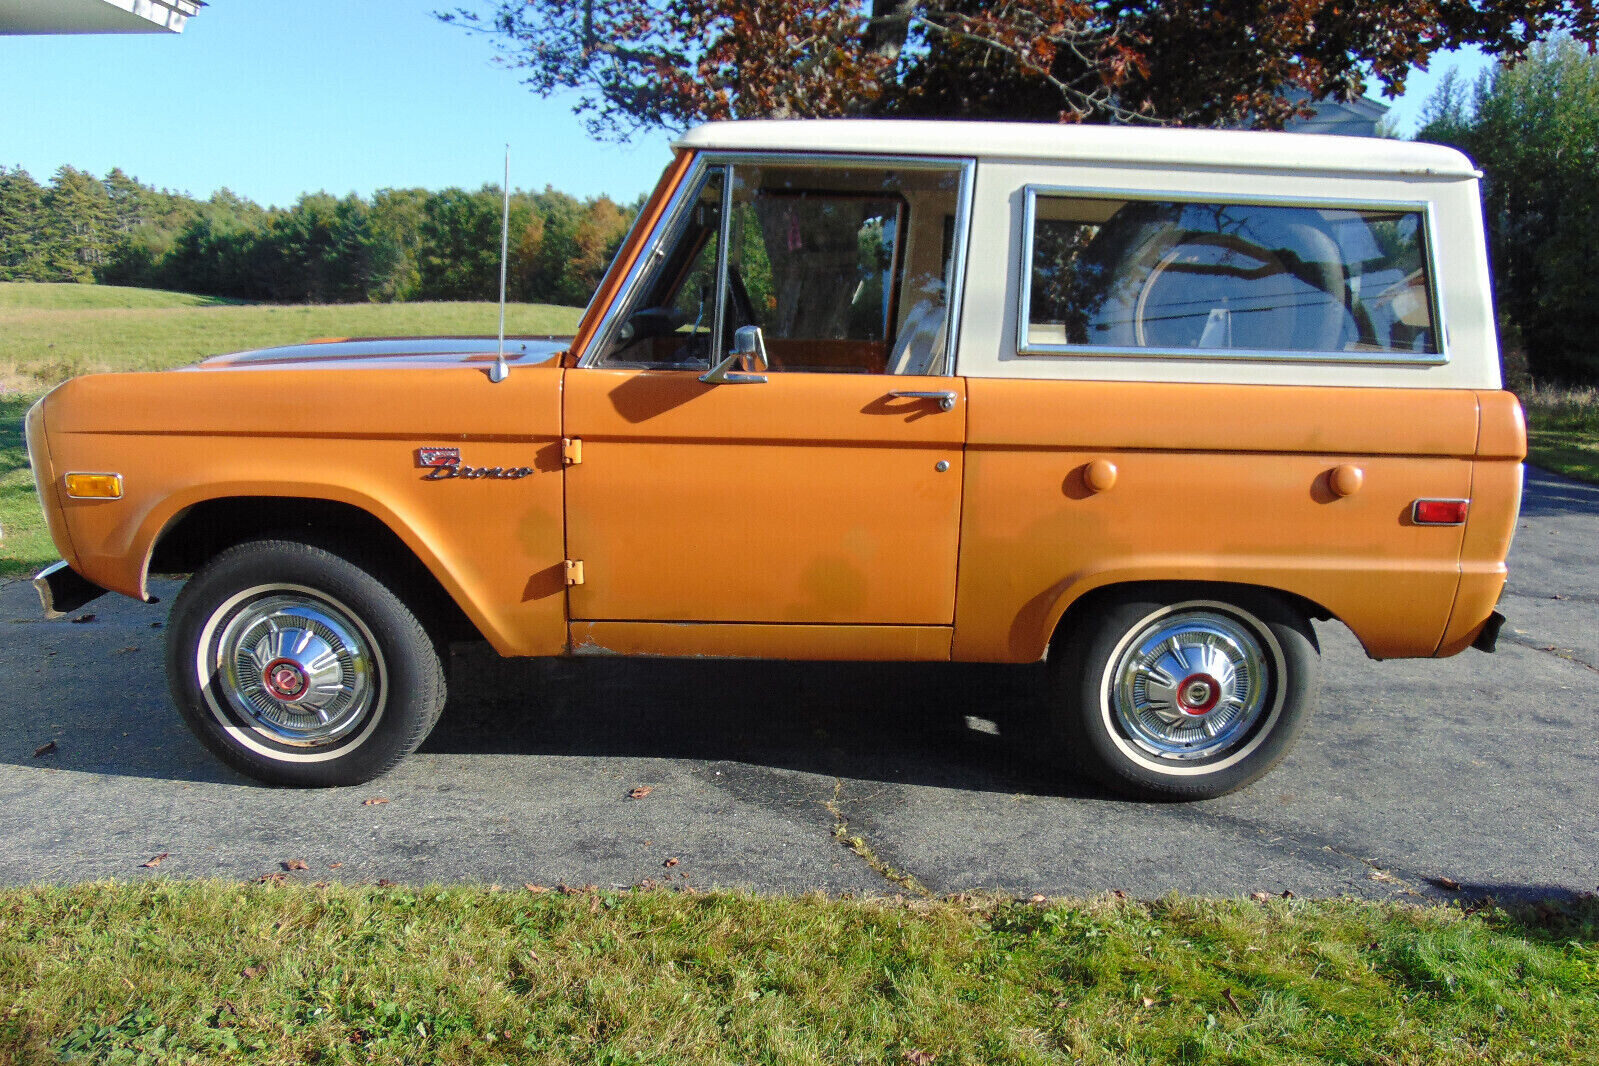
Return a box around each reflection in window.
[1026,194,1438,357]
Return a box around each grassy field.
[1524,384,1599,485]
[0,282,584,577]
[0,882,1593,1065]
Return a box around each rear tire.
[1052,586,1319,800]
[166,539,446,787]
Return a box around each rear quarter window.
[1020,188,1441,362]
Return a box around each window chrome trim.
[581,151,977,375]
[1014,184,1450,366]
[711,165,734,365]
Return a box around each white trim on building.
[0,0,202,35]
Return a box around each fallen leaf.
[588,894,600,914]
[627,786,653,799]
[524,883,548,893]
[903,1050,936,1065]
[70,613,95,624]
[328,862,344,870]
[1426,875,1462,891]
[1280,890,1295,899]
[376,878,396,887]
[32,741,56,758]
[663,857,679,868]
[115,645,138,655]
[240,965,266,979]
[1250,891,1270,903]
[1030,893,1047,904]
[362,797,390,806]
[1112,889,1128,899]
[634,878,658,891]
[1141,996,1155,1008]
[141,852,168,868]
[1368,869,1401,884]
[1223,988,1244,1015]
[282,859,309,872]
[256,872,287,884]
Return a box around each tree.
[440,1,1599,135]
[1419,37,1599,383]
[368,188,430,302]
[417,186,526,300]
[0,167,47,281]
[41,166,113,282]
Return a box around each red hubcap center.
[1176,672,1221,716]
[264,658,308,701]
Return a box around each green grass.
[0,394,49,579]
[0,280,243,311]
[0,282,584,577]
[0,882,1593,1065]
[1524,384,1599,485]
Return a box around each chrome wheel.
[200,585,384,749]
[1108,607,1276,762]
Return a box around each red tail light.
[1413,498,1469,525]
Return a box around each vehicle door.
[563,156,973,640]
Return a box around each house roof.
[0,0,201,34]
[674,119,1476,178]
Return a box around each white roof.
[674,119,1477,178]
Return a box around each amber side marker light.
[63,473,123,500]
[1413,498,1469,525]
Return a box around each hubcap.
[1110,609,1271,761]
[210,592,379,746]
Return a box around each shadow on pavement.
[6,633,1103,797]
[423,649,1098,797]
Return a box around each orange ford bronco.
[27,121,1524,798]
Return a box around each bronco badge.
[415,446,533,481]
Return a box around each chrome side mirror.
[699,325,769,385]
[731,325,769,372]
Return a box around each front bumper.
[34,560,109,619]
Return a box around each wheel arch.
[147,494,485,644]
[1045,578,1332,661]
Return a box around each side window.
[1022,191,1439,358]
[599,160,965,374]
[724,164,961,374]
[599,167,725,368]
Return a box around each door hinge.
[564,559,585,586]
[561,437,583,465]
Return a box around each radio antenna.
[489,144,512,383]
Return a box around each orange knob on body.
[1329,463,1364,497]
[1084,459,1119,493]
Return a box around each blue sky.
[1,3,1491,209]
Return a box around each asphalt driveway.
[1,467,1595,902]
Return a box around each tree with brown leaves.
[440,1,1599,134]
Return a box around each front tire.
[166,539,446,787]
[1053,586,1319,800]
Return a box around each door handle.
[888,390,958,412]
